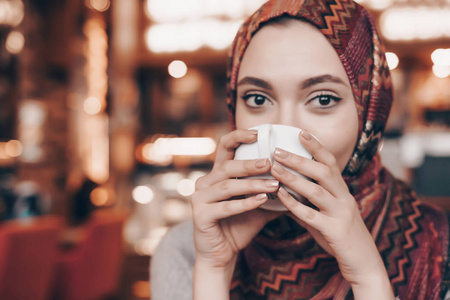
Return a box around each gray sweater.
[150,221,195,300]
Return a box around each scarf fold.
[226,0,448,299]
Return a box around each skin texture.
[235,20,359,172]
[192,20,395,300]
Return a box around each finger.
[271,163,334,210]
[273,148,347,198]
[298,130,339,169]
[195,178,279,204]
[201,158,271,187]
[214,129,257,164]
[209,193,269,221]
[277,187,326,231]
[196,158,270,190]
[221,158,271,178]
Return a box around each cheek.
[309,118,359,172]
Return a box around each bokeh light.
[90,186,110,206]
[83,97,102,115]
[90,0,110,12]
[5,31,25,54]
[386,52,399,70]
[132,186,154,204]
[5,140,23,158]
[168,60,188,78]
[176,179,195,196]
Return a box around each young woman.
[151,1,449,299]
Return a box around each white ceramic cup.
[234,124,313,211]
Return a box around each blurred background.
[0,0,449,299]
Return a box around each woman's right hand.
[192,129,281,275]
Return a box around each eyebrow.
[237,74,348,91]
[237,77,273,90]
[301,74,348,89]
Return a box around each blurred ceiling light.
[168,60,188,78]
[145,0,265,23]
[177,179,196,196]
[89,0,110,12]
[153,137,216,156]
[90,186,110,206]
[5,140,22,158]
[83,97,102,115]
[5,31,24,54]
[145,19,242,53]
[431,48,450,66]
[132,186,154,204]
[432,65,450,78]
[381,7,450,41]
[0,0,24,27]
[141,143,173,166]
[385,52,399,70]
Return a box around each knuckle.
[306,208,317,220]
[222,161,236,177]
[321,167,334,181]
[222,200,233,213]
[310,186,324,199]
[217,135,226,147]
[218,180,230,191]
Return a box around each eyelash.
[241,93,271,107]
[241,92,342,109]
[308,93,342,108]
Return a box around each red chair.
[53,209,127,300]
[0,216,62,300]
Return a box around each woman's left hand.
[271,130,394,298]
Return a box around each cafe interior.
[0,0,449,299]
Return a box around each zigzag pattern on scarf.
[226,0,446,299]
[231,254,339,298]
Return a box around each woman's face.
[235,20,359,172]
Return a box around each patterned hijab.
[226,1,448,299]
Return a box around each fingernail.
[248,130,258,135]
[255,193,267,201]
[278,186,289,197]
[255,158,268,168]
[265,180,279,188]
[274,148,288,159]
[300,130,312,141]
[272,163,285,174]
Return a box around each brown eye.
[254,95,266,105]
[242,93,271,108]
[307,94,342,109]
[318,95,331,106]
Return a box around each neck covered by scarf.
[226,1,448,299]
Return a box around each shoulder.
[151,220,196,272]
[150,221,195,300]
[156,221,195,256]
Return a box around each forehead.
[237,20,348,81]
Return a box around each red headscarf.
[227,1,448,299]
